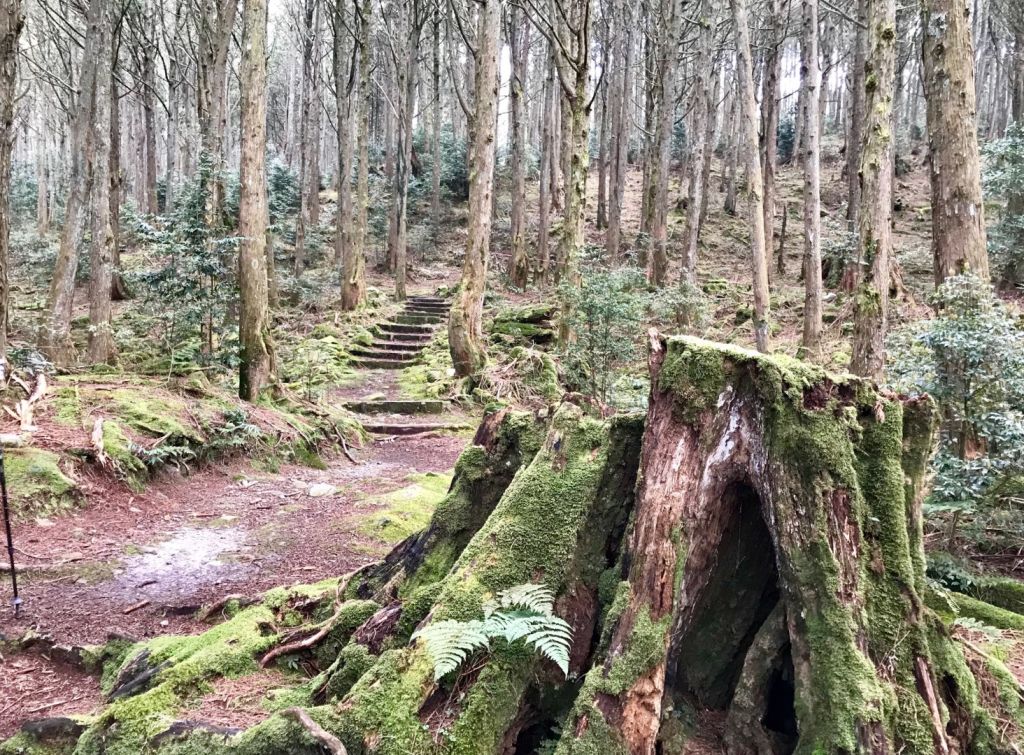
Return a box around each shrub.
[777,115,796,165]
[888,275,1024,544]
[982,123,1024,284]
[560,265,647,407]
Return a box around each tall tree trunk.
[335,0,359,309]
[647,0,681,287]
[142,42,158,215]
[0,0,23,373]
[344,0,372,309]
[389,5,420,301]
[294,0,320,275]
[595,18,609,231]
[87,0,117,365]
[801,0,823,357]
[724,78,739,215]
[430,6,442,234]
[850,0,896,379]
[606,0,633,257]
[681,0,718,284]
[448,0,500,377]
[39,0,105,368]
[846,0,867,227]
[238,0,274,401]
[922,0,990,284]
[196,0,237,225]
[760,0,783,277]
[507,6,531,288]
[537,50,555,283]
[732,0,772,352]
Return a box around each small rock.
[35,517,54,528]
[307,483,338,498]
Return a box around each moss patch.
[3,447,80,518]
[357,472,454,545]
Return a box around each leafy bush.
[777,115,796,165]
[412,584,572,681]
[888,275,1024,544]
[268,158,301,226]
[560,265,647,407]
[412,126,469,201]
[982,123,1024,284]
[130,159,239,373]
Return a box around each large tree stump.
[8,338,1020,755]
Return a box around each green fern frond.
[413,584,574,681]
[497,583,556,616]
[412,619,490,680]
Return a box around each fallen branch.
[334,426,360,465]
[280,708,347,754]
[92,419,108,467]
[196,593,254,622]
[123,600,151,615]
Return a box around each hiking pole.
[0,446,20,617]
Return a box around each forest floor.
[0,295,475,736]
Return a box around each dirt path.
[0,338,473,738]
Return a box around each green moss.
[109,389,201,442]
[3,447,80,518]
[948,592,1024,630]
[102,420,148,492]
[320,642,375,700]
[357,472,454,545]
[52,385,84,427]
[0,731,77,755]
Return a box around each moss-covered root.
[330,402,643,755]
[346,407,545,604]
[555,336,959,755]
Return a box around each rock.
[307,483,338,498]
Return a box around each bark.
[0,0,22,371]
[448,0,500,377]
[595,23,609,232]
[801,0,823,358]
[731,0,772,352]
[921,0,989,285]
[681,0,718,284]
[507,6,531,288]
[724,79,739,215]
[341,0,371,311]
[141,40,158,215]
[430,7,442,233]
[238,0,275,401]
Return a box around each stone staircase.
[344,296,471,436]
[350,296,449,370]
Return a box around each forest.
[0,0,1023,750]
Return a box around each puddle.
[105,527,252,602]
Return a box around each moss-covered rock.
[3,447,80,518]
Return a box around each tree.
[86,0,117,365]
[922,0,990,284]
[850,0,896,379]
[731,0,771,352]
[0,0,23,376]
[800,0,823,357]
[507,6,531,289]
[681,0,718,283]
[238,0,275,401]
[448,0,501,377]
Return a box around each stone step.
[363,421,470,435]
[395,313,445,325]
[343,399,447,415]
[405,306,449,315]
[378,322,434,335]
[350,347,419,361]
[351,356,415,370]
[368,339,423,352]
[408,296,448,304]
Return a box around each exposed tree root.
[281,708,347,754]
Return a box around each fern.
[412,584,573,681]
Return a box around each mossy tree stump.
[8,337,1018,755]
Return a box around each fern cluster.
[412,584,573,681]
